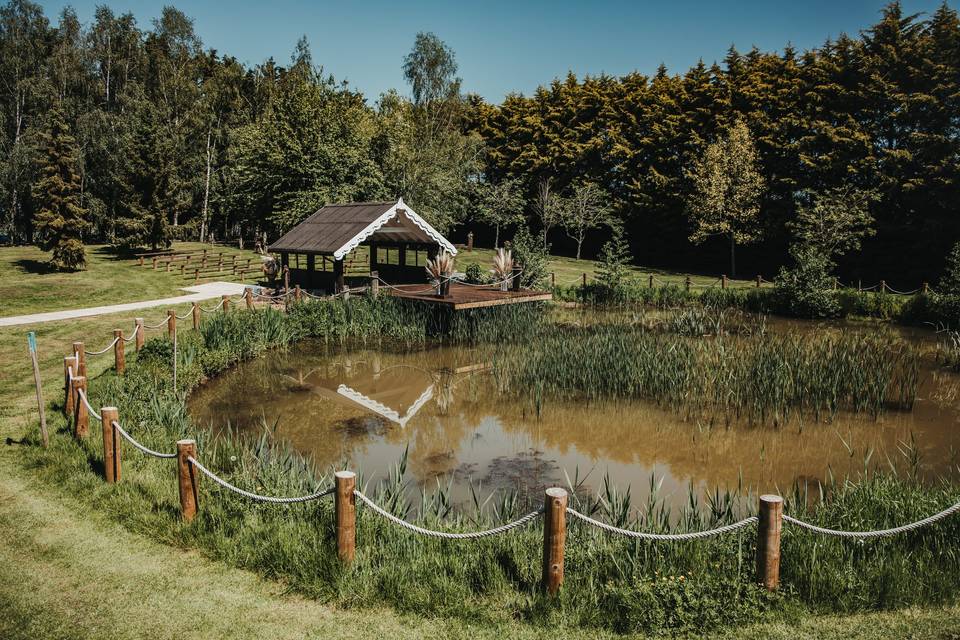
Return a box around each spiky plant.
[425,252,455,281]
[492,248,513,281]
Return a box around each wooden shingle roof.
[268,198,456,259]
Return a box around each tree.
[939,242,960,296]
[534,177,564,250]
[789,186,878,259]
[32,108,88,269]
[474,176,524,248]
[595,222,633,298]
[560,180,610,259]
[686,120,765,278]
[510,224,548,289]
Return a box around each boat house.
[268,198,457,293]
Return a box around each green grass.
[0,242,261,317]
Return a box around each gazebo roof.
[268,197,457,260]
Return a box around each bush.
[510,226,549,289]
[772,245,841,319]
[463,262,488,284]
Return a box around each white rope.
[885,286,922,295]
[175,309,193,320]
[122,324,140,342]
[782,500,960,539]
[354,490,543,539]
[199,299,225,313]
[144,317,169,329]
[187,457,335,504]
[76,388,101,420]
[566,508,758,540]
[84,336,119,356]
[112,421,177,459]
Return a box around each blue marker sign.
[27,331,37,353]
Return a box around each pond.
[188,317,960,511]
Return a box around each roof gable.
[268,198,457,259]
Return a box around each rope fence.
[41,280,960,595]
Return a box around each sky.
[38,0,957,103]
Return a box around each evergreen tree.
[595,222,632,298]
[939,241,960,296]
[32,107,88,269]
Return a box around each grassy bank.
[16,296,960,636]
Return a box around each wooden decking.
[387,282,552,310]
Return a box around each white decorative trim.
[332,197,458,260]
[336,383,435,428]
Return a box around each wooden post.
[551,272,556,288]
[756,494,783,591]
[880,280,886,294]
[72,376,88,438]
[581,272,587,288]
[27,332,48,448]
[542,487,568,595]
[370,271,379,298]
[923,281,929,294]
[512,265,522,291]
[222,295,230,311]
[192,303,200,330]
[194,268,200,283]
[180,263,185,277]
[649,274,654,289]
[245,287,254,309]
[64,356,77,417]
[335,471,356,563]
[101,406,120,483]
[721,274,728,290]
[113,329,125,374]
[334,259,344,293]
[134,318,145,351]
[73,341,86,377]
[152,256,157,270]
[756,275,762,288]
[177,439,199,522]
[294,285,302,303]
[857,279,862,292]
[167,309,176,338]
[138,256,144,267]
[685,276,692,292]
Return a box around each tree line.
[1,0,958,284]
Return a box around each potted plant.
[493,248,513,292]
[425,252,455,297]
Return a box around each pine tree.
[596,222,632,298]
[32,108,88,270]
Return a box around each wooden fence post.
[581,273,587,288]
[721,274,728,289]
[880,280,886,294]
[152,256,157,270]
[756,494,783,591]
[756,275,762,288]
[649,274,654,289]
[370,272,379,298]
[73,341,86,377]
[167,309,176,338]
[294,285,302,303]
[134,318,145,351]
[245,287,254,310]
[113,329,125,374]
[685,276,692,292]
[923,282,929,294]
[222,295,230,312]
[177,439,199,522]
[64,355,77,416]
[27,333,48,448]
[101,406,120,483]
[72,376,88,438]
[192,302,200,330]
[551,272,556,288]
[335,471,357,563]
[542,487,568,595]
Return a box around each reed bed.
[493,324,920,425]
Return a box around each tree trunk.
[576,234,583,260]
[200,128,212,243]
[494,224,499,249]
[729,233,737,279]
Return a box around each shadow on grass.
[13,258,59,275]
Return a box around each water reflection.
[189,337,960,511]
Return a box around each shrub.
[510,226,549,289]
[463,262,488,284]
[772,244,841,318]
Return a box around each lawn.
[0,244,954,639]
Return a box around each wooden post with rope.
[923,282,930,294]
[335,471,356,563]
[72,376,88,438]
[685,276,692,292]
[73,341,86,377]
[550,272,556,288]
[756,494,783,591]
[64,355,77,417]
[649,274,654,289]
[177,439,199,522]
[167,309,176,338]
[542,487,568,595]
[113,329,125,375]
[880,280,887,294]
[192,302,200,330]
[756,275,762,288]
[370,271,379,298]
[134,318,145,351]
[101,406,120,483]
[27,332,48,448]
[222,295,230,312]
[245,287,254,310]
[294,285,302,303]
[581,272,587,288]
[721,274,728,290]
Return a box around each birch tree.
[561,180,610,259]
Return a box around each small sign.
[27,331,37,353]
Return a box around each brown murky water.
[188,322,960,510]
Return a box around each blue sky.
[39,0,956,102]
